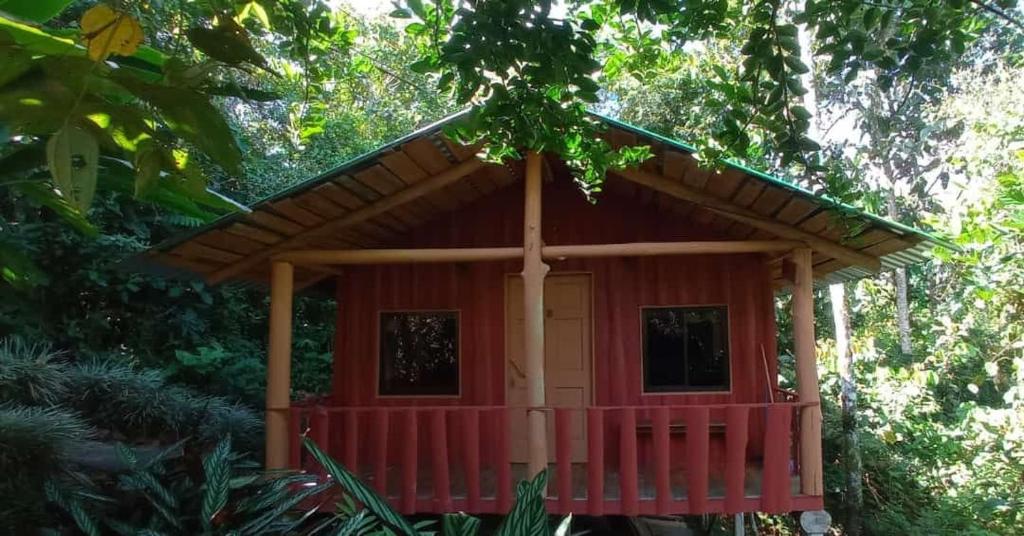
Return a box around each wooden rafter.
[614,167,882,272]
[206,158,486,284]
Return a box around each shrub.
[0,404,93,530]
[0,337,69,406]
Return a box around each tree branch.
[968,0,1024,31]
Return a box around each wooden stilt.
[792,248,824,495]
[522,151,550,480]
[265,261,294,469]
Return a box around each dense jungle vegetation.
[1,0,1022,534]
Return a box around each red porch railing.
[289,403,823,516]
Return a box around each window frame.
[639,304,732,394]
[376,309,462,399]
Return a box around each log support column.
[792,248,824,495]
[522,151,550,479]
[265,261,294,469]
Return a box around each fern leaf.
[442,513,480,536]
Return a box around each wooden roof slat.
[775,197,819,225]
[731,180,766,208]
[441,137,480,162]
[247,211,305,235]
[681,156,712,190]
[172,241,243,265]
[194,229,264,256]
[662,150,689,181]
[354,164,406,196]
[268,198,324,227]
[225,222,282,245]
[750,186,792,216]
[314,182,366,210]
[606,128,637,149]
[379,150,429,184]
[402,137,453,175]
[292,190,348,220]
[704,169,746,199]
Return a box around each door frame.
[502,271,596,406]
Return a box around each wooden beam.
[207,159,486,284]
[543,240,802,259]
[615,168,882,271]
[273,241,802,265]
[522,151,550,480]
[792,248,824,496]
[265,261,294,469]
[276,247,523,265]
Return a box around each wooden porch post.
[265,261,294,469]
[792,248,824,495]
[522,151,550,478]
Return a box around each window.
[641,306,730,392]
[379,311,459,396]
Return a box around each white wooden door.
[507,273,592,462]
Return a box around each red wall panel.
[331,177,779,409]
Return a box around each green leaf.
[494,470,550,536]
[0,0,75,23]
[186,22,274,74]
[112,76,243,176]
[792,106,813,121]
[46,125,98,213]
[783,55,810,74]
[303,437,419,536]
[201,437,232,530]
[443,513,481,536]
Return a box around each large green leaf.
[112,75,243,176]
[0,0,75,23]
[303,437,420,536]
[46,124,99,213]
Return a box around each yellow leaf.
[80,4,143,61]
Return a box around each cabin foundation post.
[265,260,294,469]
[792,248,824,496]
[522,151,550,479]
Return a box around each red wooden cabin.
[141,113,944,519]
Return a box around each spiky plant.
[0,337,69,406]
[0,404,93,530]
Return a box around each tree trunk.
[887,192,913,355]
[831,283,863,536]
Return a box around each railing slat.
[760,404,793,513]
[555,408,573,512]
[430,409,452,512]
[462,408,481,512]
[652,406,671,513]
[312,407,330,478]
[686,406,710,513]
[401,409,418,514]
[373,408,389,495]
[288,407,302,470]
[724,405,750,513]
[619,407,639,515]
[496,408,512,511]
[586,408,605,515]
[343,410,358,471]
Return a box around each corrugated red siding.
[331,176,779,409]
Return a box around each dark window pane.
[379,311,458,396]
[642,306,729,392]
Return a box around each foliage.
[0,404,93,529]
[46,436,332,535]
[398,0,1017,196]
[304,438,574,536]
[0,337,263,449]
